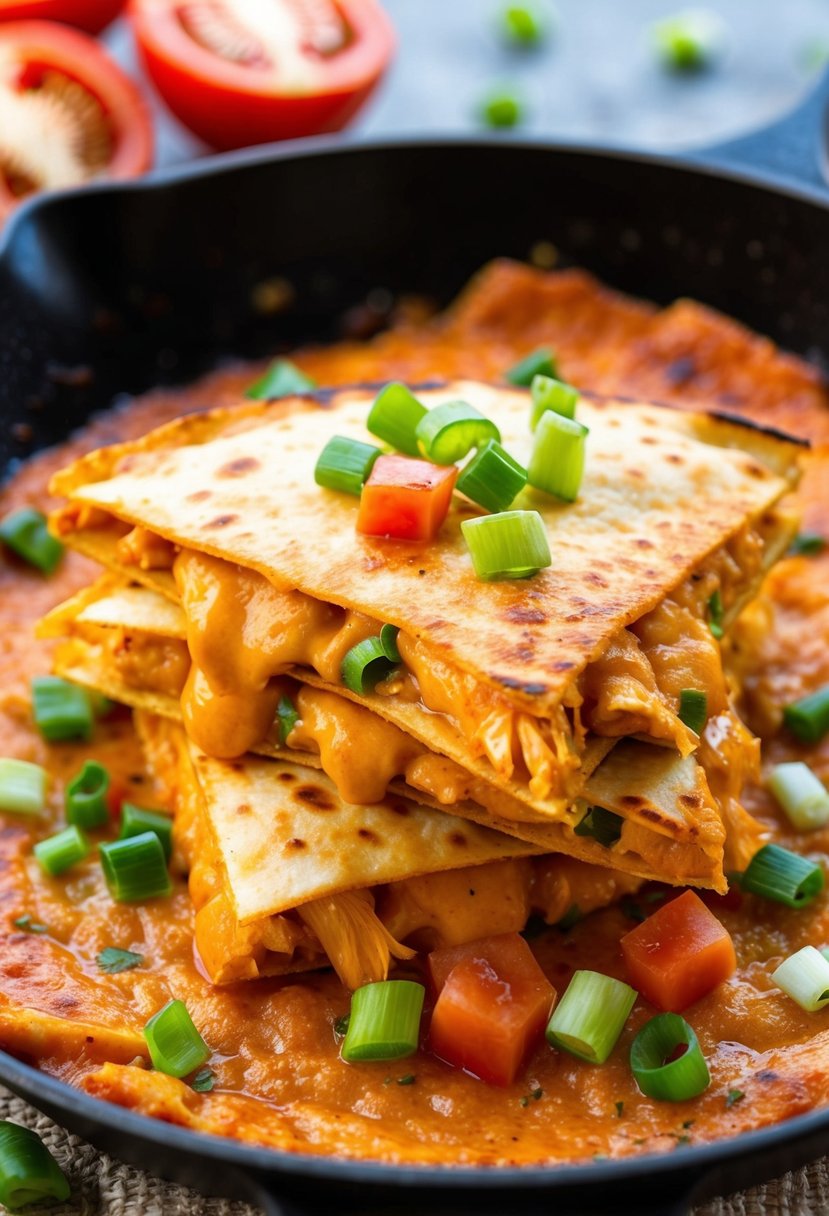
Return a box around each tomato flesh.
[621,889,737,1012]
[130,0,396,151]
[0,0,127,32]
[428,933,556,1086]
[358,454,457,541]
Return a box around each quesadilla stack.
[40,379,802,985]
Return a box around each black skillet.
[1,65,829,1216]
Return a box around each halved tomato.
[0,21,153,222]
[0,1,128,33]
[129,0,395,151]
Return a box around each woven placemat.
[0,1087,826,1216]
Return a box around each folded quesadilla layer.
[45,579,762,891]
[137,712,644,987]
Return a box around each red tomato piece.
[0,21,153,223]
[428,933,556,1086]
[621,889,736,1013]
[358,454,457,541]
[0,1,127,33]
[130,0,396,151]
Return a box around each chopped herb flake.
[192,1067,215,1093]
[708,589,724,638]
[674,1134,692,1147]
[531,1086,543,1101]
[615,1101,625,1118]
[97,947,144,974]
[334,1014,350,1037]
[519,1096,530,1107]
[397,1074,416,1086]
[620,896,646,923]
[13,914,47,933]
[789,532,826,556]
[726,1088,745,1108]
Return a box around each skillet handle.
[691,62,829,193]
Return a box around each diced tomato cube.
[357,454,457,541]
[428,932,556,1086]
[621,889,736,1013]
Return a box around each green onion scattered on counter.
[119,803,173,862]
[315,435,382,495]
[0,1121,70,1210]
[31,676,94,743]
[415,400,500,465]
[574,806,623,847]
[480,90,524,129]
[66,760,110,830]
[461,510,551,581]
[530,374,579,428]
[678,689,708,735]
[143,999,210,1078]
[100,831,172,903]
[276,695,299,745]
[630,1013,710,1101]
[0,507,63,575]
[788,532,825,557]
[783,684,829,744]
[500,4,548,47]
[456,440,527,513]
[341,637,397,695]
[506,346,557,386]
[707,590,724,639]
[772,945,829,1012]
[527,411,588,501]
[34,826,89,878]
[740,843,824,909]
[652,9,725,73]
[367,383,428,456]
[767,762,829,832]
[546,970,637,1064]
[244,358,316,400]
[341,980,425,1062]
[0,759,47,816]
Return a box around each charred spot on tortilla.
[218,457,260,478]
[286,838,306,850]
[449,832,468,848]
[357,828,380,844]
[503,605,547,625]
[236,804,252,817]
[204,514,238,529]
[278,772,297,783]
[294,785,336,811]
[187,490,212,502]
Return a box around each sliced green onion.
[678,689,708,735]
[192,1066,215,1092]
[34,826,89,877]
[143,999,210,1078]
[276,694,299,745]
[740,843,824,908]
[245,358,316,400]
[366,383,427,457]
[100,831,171,903]
[119,803,173,861]
[379,623,401,663]
[341,637,396,694]
[652,9,725,72]
[314,435,382,495]
[480,90,523,129]
[341,980,425,1062]
[0,759,47,816]
[783,685,829,744]
[506,347,557,386]
[527,410,588,502]
[461,510,551,581]
[630,1013,710,1101]
[415,400,501,465]
[456,439,528,513]
[574,806,623,847]
[31,676,93,743]
[788,532,825,557]
[500,4,548,47]
[65,760,109,829]
[767,762,829,832]
[530,374,579,428]
[545,970,637,1064]
[0,1121,70,1209]
[707,589,724,639]
[0,508,63,575]
[772,945,829,1012]
[97,946,144,974]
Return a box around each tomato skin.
[130,0,396,151]
[0,21,153,221]
[358,455,457,541]
[428,933,556,1086]
[0,0,127,32]
[621,889,737,1013]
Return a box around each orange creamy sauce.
[1,259,829,1165]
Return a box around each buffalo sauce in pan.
[0,259,828,1164]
